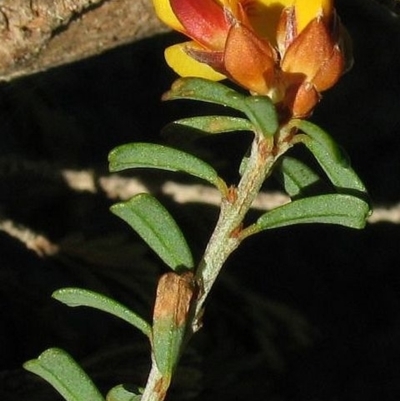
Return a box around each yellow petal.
[294,0,333,33]
[152,0,184,31]
[165,43,226,81]
[239,0,294,43]
[169,0,231,49]
[249,0,294,7]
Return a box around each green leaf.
[292,119,368,197]
[24,348,104,401]
[164,115,254,135]
[292,119,344,163]
[255,194,370,231]
[163,79,279,137]
[278,156,322,198]
[111,194,194,271]
[52,288,151,338]
[109,142,226,193]
[162,77,246,111]
[243,96,278,137]
[107,385,142,401]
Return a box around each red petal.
[170,0,231,49]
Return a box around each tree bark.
[0,0,168,82]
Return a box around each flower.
[153,0,351,118]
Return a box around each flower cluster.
[152,0,351,118]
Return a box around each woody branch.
[0,0,168,82]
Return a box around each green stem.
[141,125,293,401]
[192,126,292,329]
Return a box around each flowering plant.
[157,0,351,117]
[24,1,369,401]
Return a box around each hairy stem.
[192,126,292,329]
[142,125,293,401]
[141,355,170,401]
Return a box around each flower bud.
[154,0,352,117]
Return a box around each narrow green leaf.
[163,79,279,137]
[108,142,226,193]
[165,115,254,135]
[255,194,370,230]
[243,96,278,137]
[111,194,194,271]
[292,120,368,197]
[107,385,142,401]
[278,156,322,198]
[52,288,151,338]
[24,348,104,401]
[162,77,246,111]
[292,119,344,163]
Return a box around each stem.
[141,355,170,401]
[141,125,293,401]
[192,126,292,329]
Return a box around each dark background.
[1,0,400,400]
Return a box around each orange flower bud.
[224,23,277,95]
[281,17,344,93]
[153,0,351,117]
[285,81,321,118]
